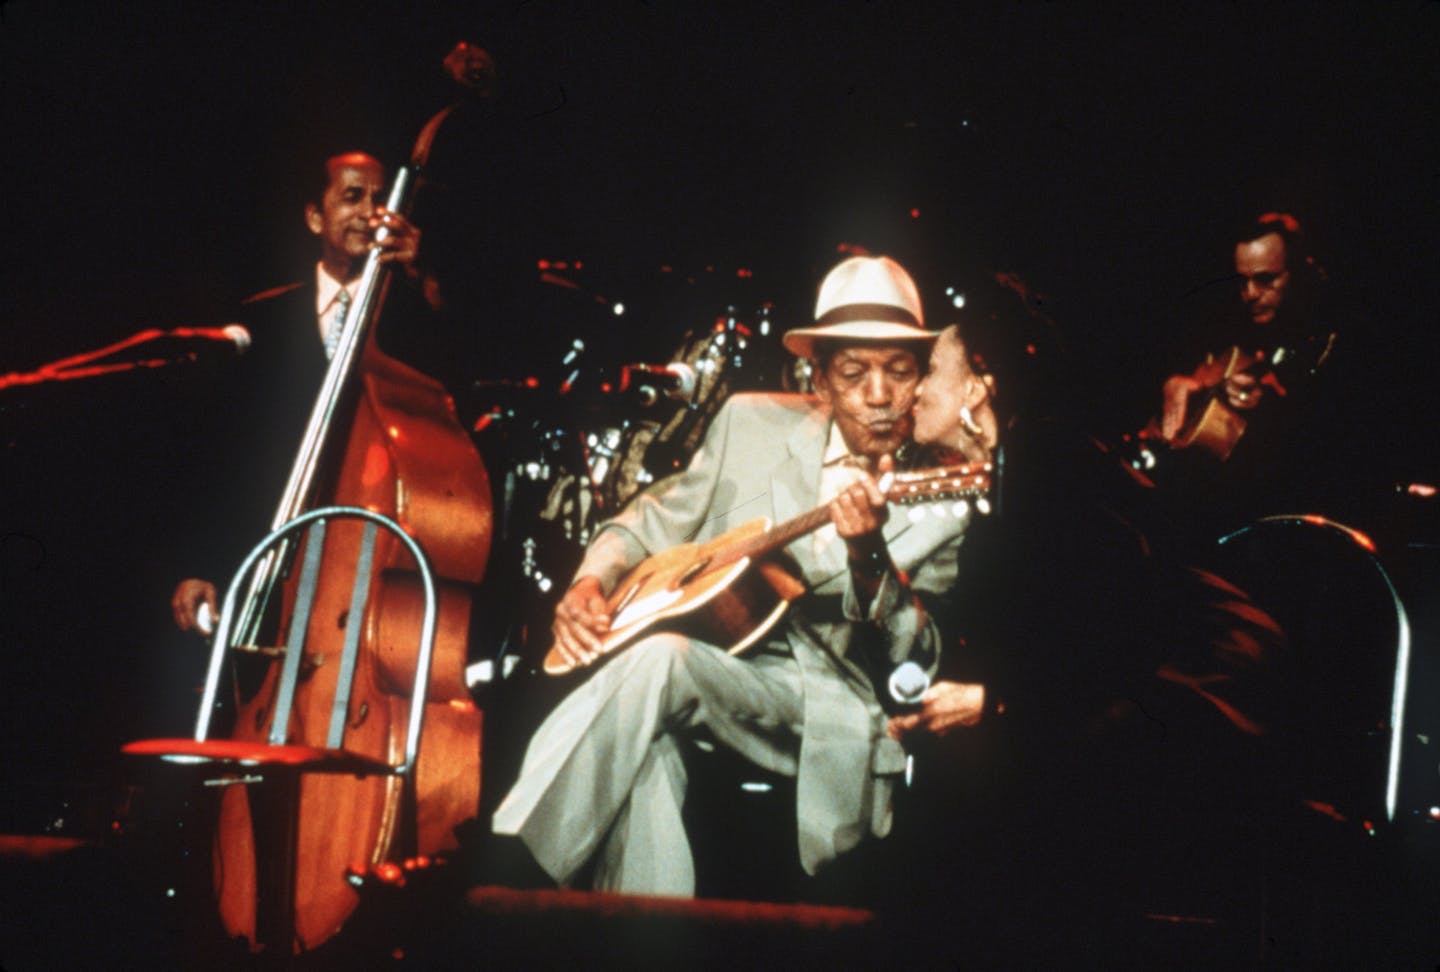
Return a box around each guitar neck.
[716,463,990,567]
[727,505,834,565]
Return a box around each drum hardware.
[589,307,779,516]
[784,356,816,395]
[582,425,627,488]
[470,300,782,662]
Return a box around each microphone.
[621,362,697,406]
[164,324,252,354]
[888,661,931,709]
[888,661,931,788]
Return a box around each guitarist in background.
[1153,212,1340,538]
[491,255,969,896]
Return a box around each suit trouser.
[492,634,804,896]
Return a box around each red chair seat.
[122,738,396,777]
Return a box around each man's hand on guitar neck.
[551,575,612,669]
[832,454,892,542]
[835,454,896,612]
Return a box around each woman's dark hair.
[947,270,1064,421]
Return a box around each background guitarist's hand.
[1223,371,1264,411]
[551,575,612,669]
[1160,374,1203,441]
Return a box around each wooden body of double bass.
[214,338,491,952]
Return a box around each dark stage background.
[2,0,1439,962]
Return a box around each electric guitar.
[543,462,991,675]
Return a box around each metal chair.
[123,505,441,956]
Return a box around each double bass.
[210,119,491,950]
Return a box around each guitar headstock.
[881,462,993,514]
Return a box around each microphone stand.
[0,327,238,391]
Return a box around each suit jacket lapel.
[772,406,836,583]
[885,505,969,574]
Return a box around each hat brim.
[782,320,937,359]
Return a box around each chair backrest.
[192,505,440,776]
[1216,514,1411,824]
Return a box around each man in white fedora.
[492,255,970,896]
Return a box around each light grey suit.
[492,393,968,894]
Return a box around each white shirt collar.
[315,262,349,314]
[813,421,869,556]
[821,421,864,468]
[315,263,357,346]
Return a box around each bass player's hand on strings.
[369,208,421,270]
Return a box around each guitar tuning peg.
[976,496,992,515]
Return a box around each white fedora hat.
[782,255,934,358]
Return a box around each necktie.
[325,288,352,360]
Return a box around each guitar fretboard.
[712,464,990,568]
[726,505,834,566]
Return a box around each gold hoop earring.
[958,406,984,438]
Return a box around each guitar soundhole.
[677,557,711,587]
[613,582,641,616]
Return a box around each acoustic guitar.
[542,462,991,675]
[1168,345,1263,461]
